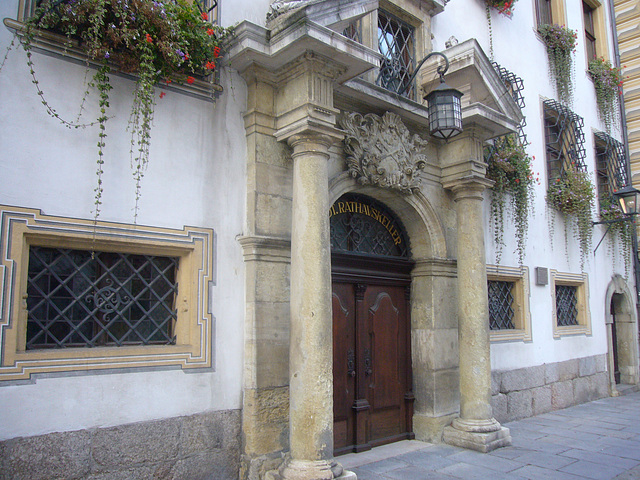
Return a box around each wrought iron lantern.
[398,51,463,140]
[613,185,640,216]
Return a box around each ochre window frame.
[534,0,567,29]
[0,205,214,382]
[582,0,609,61]
[550,270,591,338]
[487,265,532,342]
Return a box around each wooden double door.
[332,271,414,455]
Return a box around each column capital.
[445,176,494,201]
[285,128,344,155]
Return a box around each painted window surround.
[0,205,214,382]
[550,270,592,338]
[487,265,532,342]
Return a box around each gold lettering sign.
[329,201,402,245]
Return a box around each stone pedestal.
[443,180,511,453]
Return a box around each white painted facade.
[430,0,632,373]
[0,0,248,441]
[0,0,638,477]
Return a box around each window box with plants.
[588,57,624,132]
[539,23,577,105]
[546,166,595,269]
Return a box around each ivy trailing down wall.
[485,134,537,266]
[4,0,233,223]
[546,166,595,270]
[539,23,578,105]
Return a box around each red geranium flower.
[201,12,208,21]
[145,33,152,43]
[205,61,216,70]
[159,91,166,99]
[207,28,214,36]
[187,76,195,84]
[213,46,220,58]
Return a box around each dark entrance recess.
[330,194,415,455]
[611,299,621,384]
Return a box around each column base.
[266,460,354,480]
[443,418,511,453]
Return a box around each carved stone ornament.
[267,0,316,21]
[340,112,429,194]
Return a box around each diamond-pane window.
[376,10,415,98]
[555,284,579,326]
[488,280,516,330]
[26,246,178,349]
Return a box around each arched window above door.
[330,194,410,258]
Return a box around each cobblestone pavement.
[339,390,640,480]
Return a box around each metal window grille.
[543,99,587,183]
[492,62,528,144]
[488,280,516,330]
[343,21,362,44]
[595,131,628,202]
[376,10,415,98]
[555,284,579,326]
[330,195,410,257]
[26,246,178,349]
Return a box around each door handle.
[347,348,356,377]
[364,348,372,376]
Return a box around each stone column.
[277,132,346,480]
[443,179,511,453]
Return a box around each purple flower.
[105,52,110,59]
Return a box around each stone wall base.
[0,409,241,480]
[491,355,610,423]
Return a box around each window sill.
[3,18,222,101]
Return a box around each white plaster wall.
[0,1,248,440]
[221,0,271,27]
[433,0,632,371]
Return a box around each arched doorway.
[605,277,640,392]
[330,193,415,455]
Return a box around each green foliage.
[485,135,537,265]
[599,197,634,278]
[546,167,595,269]
[22,0,233,221]
[539,24,578,105]
[588,57,623,132]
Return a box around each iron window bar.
[488,280,516,330]
[491,62,528,144]
[26,247,178,349]
[543,99,587,182]
[556,285,579,326]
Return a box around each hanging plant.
[486,0,517,16]
[599,197,634,278]
[539,24,578,105]
[588,57,624,132]
[19,0,233,222]
[485,134,538,265]
[546,166,595,269]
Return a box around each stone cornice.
[237,235,291,263]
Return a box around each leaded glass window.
[330,194,410,257]
[376,10,415,98]
[488,280,515,330]
[555,284,579,326]
[26,246,178,349]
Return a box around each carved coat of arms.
[340,112,429,194]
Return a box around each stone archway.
[328,174,460,444]
[605,276,640,393]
